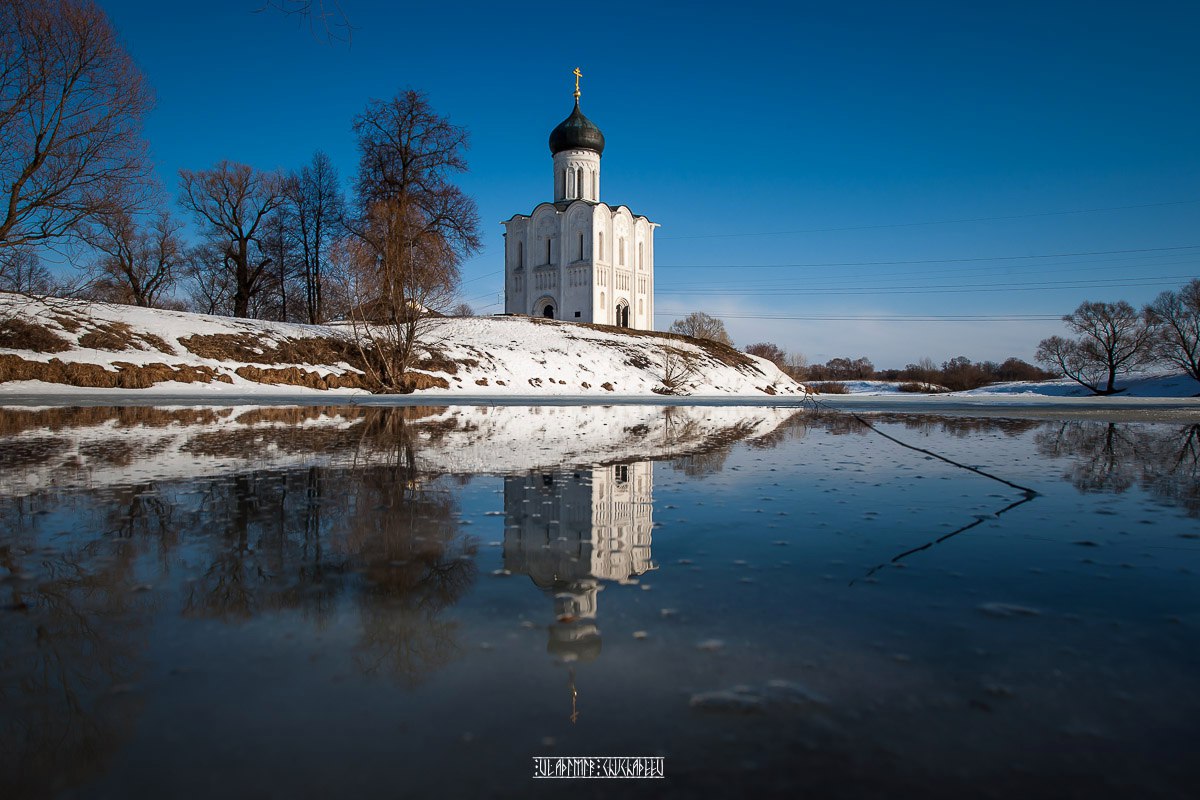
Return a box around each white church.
[503,71,657,329]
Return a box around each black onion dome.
[549,100,605,155]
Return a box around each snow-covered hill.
[0,293,803,398]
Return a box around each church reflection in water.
[503,461,655,663]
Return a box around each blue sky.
[97,0,1199,367]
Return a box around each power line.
[655,244,1200,269]
[661,254,1200,289]
[658,199,1200,241]
[653,311,1064,322]
[660,275,1194,297]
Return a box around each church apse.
[502,461,654,663]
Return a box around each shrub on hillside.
[897,381,949,393]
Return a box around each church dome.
[549,100,605,156]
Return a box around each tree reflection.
[0,492,154,799]
[1038,421,1200,515]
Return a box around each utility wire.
[653,311,1064,321]
[659,199,1200,241]
[656,244,1200,269]
[660,278,1189,298]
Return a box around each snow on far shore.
[0,293,803,398]
[814,374,1200,399]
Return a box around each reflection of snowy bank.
[0,404,798,496]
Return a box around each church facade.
[502,74,657,329]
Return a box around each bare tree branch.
[0,0,154,253]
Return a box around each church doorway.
[615,302,629,327]
[543,304,555,319]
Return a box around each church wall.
[553,149,601,203]
[610,208,634,326]
[503,217,531,315]
[559,202,594,322]
[592,208,612,324]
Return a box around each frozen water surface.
[0,405,1197,799]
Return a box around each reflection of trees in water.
[178,419,478,682]
[345,461,477,685]
[0,492,153,799]
[664,409,776,477]
[1036,422,1200,515]
[0,408,478,796]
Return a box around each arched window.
[576,167,583,199]
[545,238,551,265]
[590,171,596,199]
[517,241,523,268]
[599,232,604,261]
[619,237,625,266]
[578,232,584,261]
[638,242,643,270]
[600,292,605,318]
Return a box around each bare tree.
[256,205,301,321]
[656,346,698,395]
[784,351,807,380]
[256,0,353,45]
[669,311,732,346]
[339,202,460,390]
[342,90,481,391]
[0,245,55,294]
[179,242,234,315]
[1036,300,1155,395]
[287,151,344,323]
[449,302,473,317]
[178,161,284,318]
[0,0,154,254]
[745,342,787,369]
[82,208,181,306]
[1145,279,1200,382]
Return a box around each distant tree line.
[675,280,1200,396]
[798,354,1054,390]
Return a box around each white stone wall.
[553,149,601,203]
[502,130,656,329]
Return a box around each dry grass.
[0,318,72,353]
[809,381,850,394]
[233,365,369,390]
[403,372,450,392]
[0,354,231,388]
[51,314,84,333]
[76,321,177,354]
[0,406,223,437]
[180,332,363,367]
[78,321,135,351]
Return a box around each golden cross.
[573,67,582,100]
